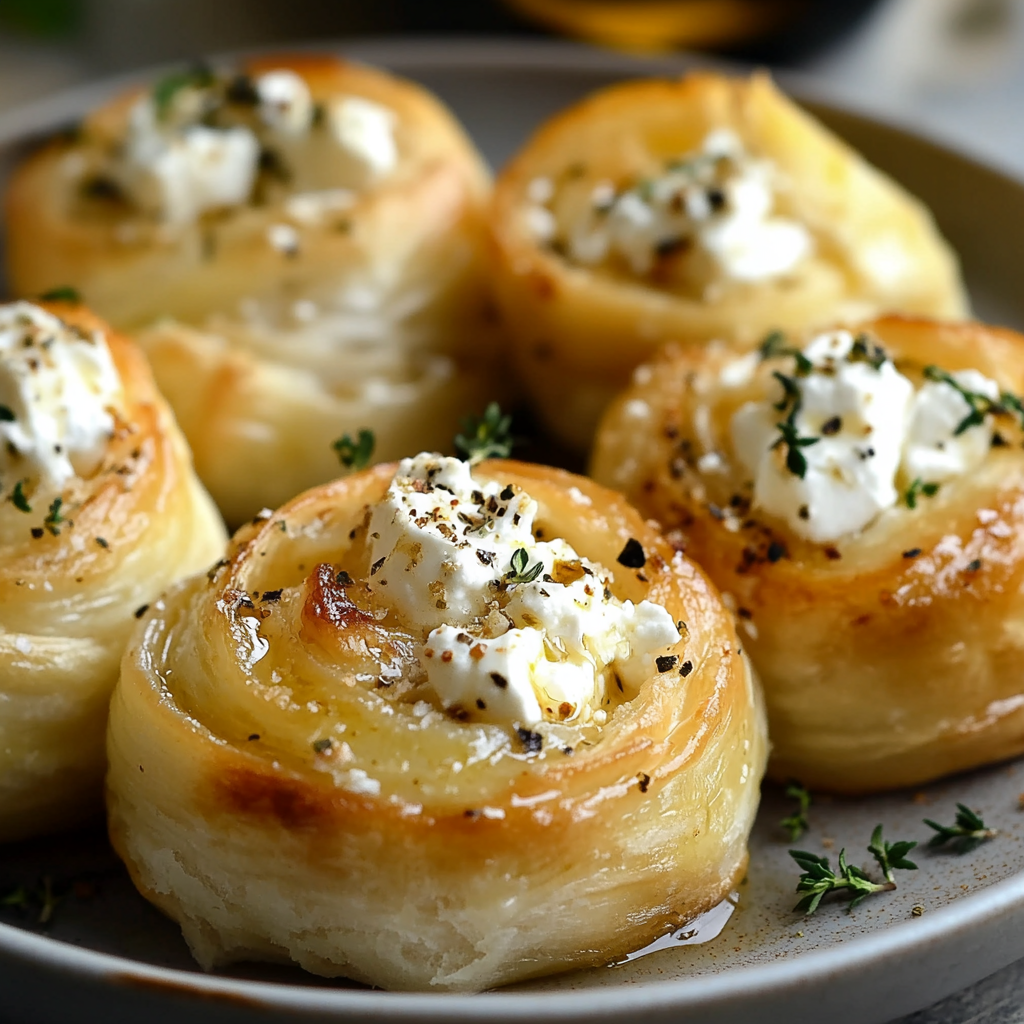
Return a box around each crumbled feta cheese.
[367,453,681,728]
[719,351,758,388]
[0,302,123,492]
[525,205,557,243]
[903,369,997,483]
[329,96,397,178]
[561,129,811,282]
[697,451,726,474]
[728,329,1005,544]
[112,98,258,225]
[527,176,555,204]
[256,70,313,135]
[266,222,300,255]
[284,188,355,225]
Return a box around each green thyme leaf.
[759,331,812,375]
[924,803,997,853]
[37,286,81,303]
[772,371,802,412]
[504,547,543,585]
[454,403,514,464]
[0,885,29,909]
[152,63,214,120]
[780,782,811,842]
[904,477,940,509]
[332,428,375,470]
[849,333,889,371]
[11,480,31,513]
[43,497,66,536]
[868,824,918,884]
[0,877,62,925]
[0,404,14,422]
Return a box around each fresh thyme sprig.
[1,877,61,925]
[454,402,514,464]
[921,365,1023,436]
[790,824,917,915]
[332,428,375,470]
[780,782,811,842]
[790,847,896,915]
[867,824,918,883]
[504,547,543,585]
[924,803,997,853]
[759,330,813,375]
[770,372,819,480]
[904,477,940,509]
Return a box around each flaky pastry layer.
[593,316,1024,793]
[106,460,766,991]
[489,72,967,451]
[0,302,225,842]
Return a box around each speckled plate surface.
[2,37,1024,1024]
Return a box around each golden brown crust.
[0,301,226,842]
[106,459,766,991]
[592,316,1024,793]
[6,55,510,525]
[489,72,967,451]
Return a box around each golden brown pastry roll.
[490,72,967,451]
[593,316,1024,794]
[0,298,225,843]
[6,55,507,525]
[106,452,766,991]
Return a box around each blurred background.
[0,0,1021,175]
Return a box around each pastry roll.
[593,317,1024,793]
[107,453,766,991]
[489,72,967,451]
[6,55,507,525]
[0,298,225,843]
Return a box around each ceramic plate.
[2,38,1024,1024]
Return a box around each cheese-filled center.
[366,454,680,727]
[528,129,812,287]
[727,329,1006,543]
[0,302,123,499]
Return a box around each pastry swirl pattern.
[106,459,766,991]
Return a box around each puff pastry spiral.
[593,316,1024,793]
[490,72,967,451]
[0,299,224,842]
[6,55,507,524]
[107,455,766,991]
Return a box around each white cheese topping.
[284,188,356,225]
[0,302,123,493]
[367,454,680,728]
[903,369,997,483]
[329,96,397,179]
[256,70,313,135]
[551,129,811,282]
[727,330,1002,543]
[112,97,259,224]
